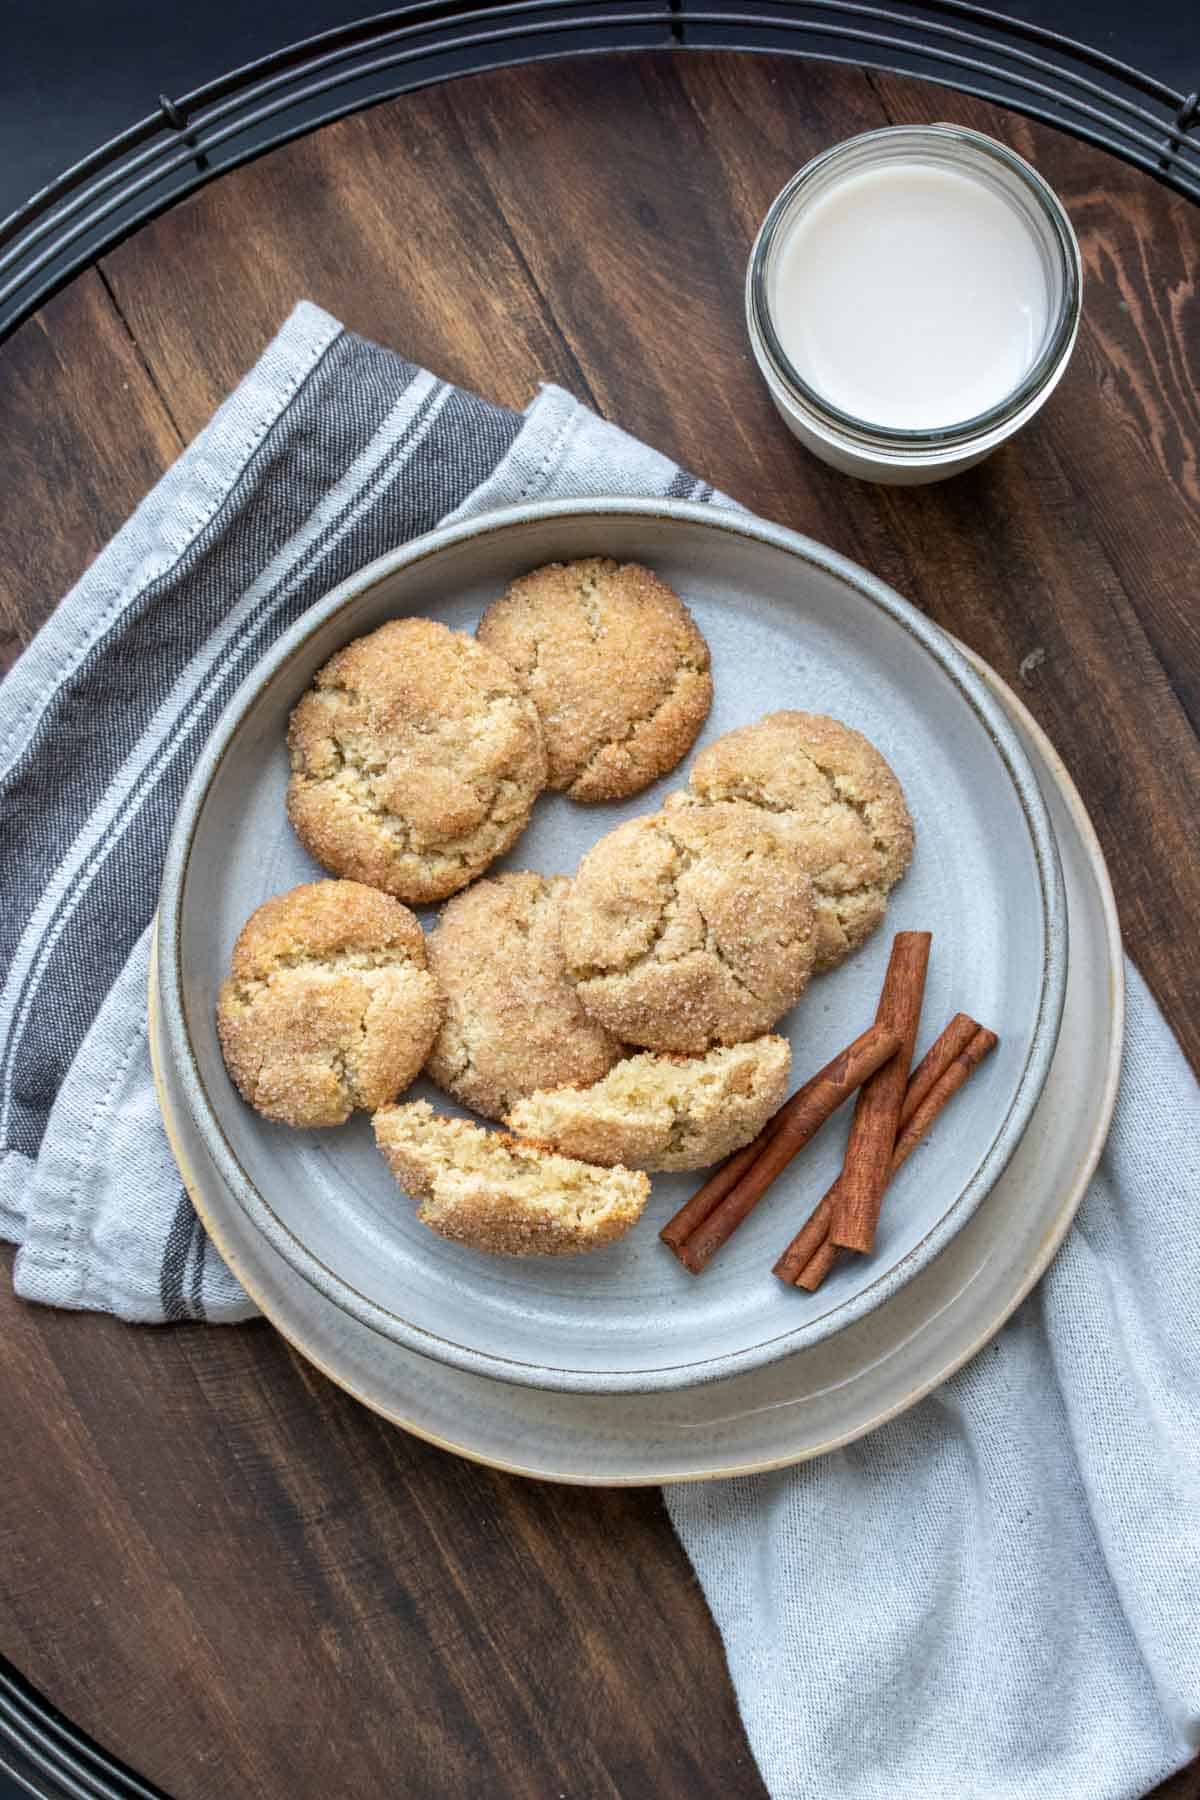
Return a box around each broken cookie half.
[506,1036,791,1172]
[372,1100,649,1256]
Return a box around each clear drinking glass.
[745,124,1083,484]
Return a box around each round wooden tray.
[1,48,1197,1800]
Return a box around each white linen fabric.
[2,301,1196,1800]
[666,962,1200,1800]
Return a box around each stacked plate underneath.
[151,502,1122,1483]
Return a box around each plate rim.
[157,497,1068,1394]
[148,645,1122,1482]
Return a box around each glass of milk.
[746,125,1082,484]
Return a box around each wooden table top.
[1,49,1197,1800]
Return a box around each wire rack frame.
[0,1655,166,1800]
[0,0,1197,346]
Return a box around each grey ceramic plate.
[151,651,1114,1478]
[157,499,1066,1395]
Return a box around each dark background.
[0,0,1197,225]
[0,2,1195,1798]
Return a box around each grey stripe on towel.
[0,335,521,1172]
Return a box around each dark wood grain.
[88,89,585,443]
[0,271,182,674]
[0,1248,764,1800]
[0,49,1197,1800]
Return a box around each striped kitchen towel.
[0,300,713,1321]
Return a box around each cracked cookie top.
[286,617,547,904]
[373,1099,650,1257]
[559,801,819,1054]
[424,871,623,1122]
[216,880,443,1129]
[670,711,913,971]
[476,557,712,802]
[506,1035,791,1172]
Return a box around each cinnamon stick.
[665,1004,972,1258]
[662,1022,901,1273]
[830,932,931,1256]
[770,1186,837,1282]
[773,1174,845,1286]
[794,1238,839,1292]
[777,1012,981,1283]
[660,1006,911,1253]
[659,1111,786,1252]
[890,1025,999,1173]
[898,1012,979,1129]
[775,1020,999,1289]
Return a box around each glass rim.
[747,124,1083,453]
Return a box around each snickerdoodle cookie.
[216,880,442,1129]
[425,871,623,1121]
[672,711,913,971]
[476,558,712,802]
[559,801,818,1054]
[286,618,547,904]
[507,1035,790,1172]
[373,1100,650,1256]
